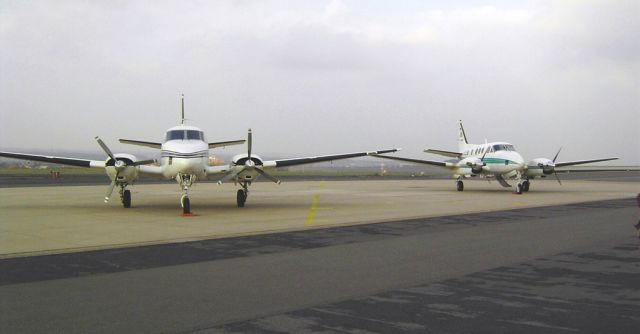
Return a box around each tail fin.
[457,120,469,152]
[180,94,185,125]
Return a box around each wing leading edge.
[0,152,105,168]
[370,154,449,167]
[554,157,618,168]
[266,149,399,168]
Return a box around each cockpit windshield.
[165,130,205,141]
[492,144,516,152]
[187,130,204,140]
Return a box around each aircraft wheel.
[182,197,191,214]
[123,190,131,208]
[523,180,530,192]
[456,180,464,192]
[516,183,523,194]
[237,189,246,208]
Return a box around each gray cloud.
[1,0,638,164]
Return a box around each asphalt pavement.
[1,198,639,333]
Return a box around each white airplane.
[374,120,619,194]
[0,98,397,214]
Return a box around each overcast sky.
[1,0,638,164]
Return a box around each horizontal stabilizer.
[119,139,162,149]
[424,149,462,158]
[208,140,245,149]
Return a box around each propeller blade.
[131,159,156,166]
[554,172,562,185]
[95,136,116,160]
[480,147,488,165]
[217,168,243,185]
[104,180,116,202]
[247,128,252,160]
[255,168,281,184]
[552,147,562,163]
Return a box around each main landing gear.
[456,179,464,191]
[237,182,249,207]
[515,179,530,194]
[120,187,131,208]
[177,174,195,215]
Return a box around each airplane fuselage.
[453,141,525,177]
[159,125,209,180]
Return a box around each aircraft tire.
[523,181,530,192]
[456,181,464,192]
[183,197,190,214]
[123,190,131,208]
[237,189,246,208]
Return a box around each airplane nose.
[513,153,525,168]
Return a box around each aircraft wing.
[370,154,449,167]
[555,167,638,173]
[555,157,618,167]
[119,139,162,149]
[0,151,105,168]
[208,140,246,149]
[205,165,233,175]
[424,149,462,158]
[263,149,399,168]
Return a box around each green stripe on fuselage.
[464,157,516,165]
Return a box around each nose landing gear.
[177,174,196,215]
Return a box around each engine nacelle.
[232,154,264,167]
[526,158,555,177]
[460,157,485,175]
[105,153,140,183]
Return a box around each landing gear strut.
[515,182,523,194]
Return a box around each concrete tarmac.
[1,179,638,258]
[0,197,638,333]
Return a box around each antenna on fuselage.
[180,93,185,125]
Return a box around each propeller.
[217,129,281,185]
[552,147,562,185]
[465,148,487,174]
[95,136,155,202]
[537,147,562,185]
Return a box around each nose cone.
[512,152,525,168]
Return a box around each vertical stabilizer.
[180,94,185,125]
[457,120,469,152]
